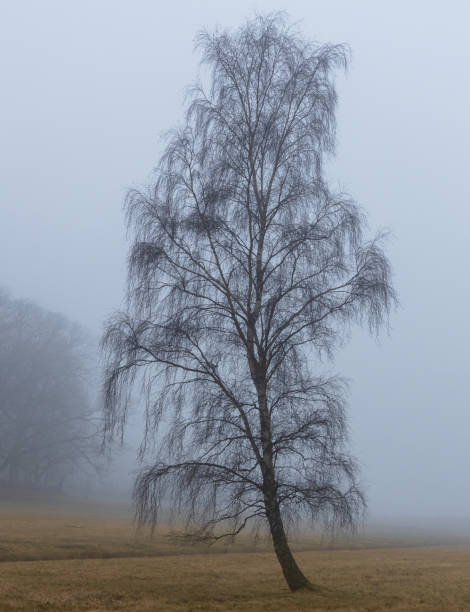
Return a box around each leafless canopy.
[103,13,395,590]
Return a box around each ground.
[1,494,470,611]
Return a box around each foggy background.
[1,1,469,521]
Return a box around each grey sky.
[1,1,469,519]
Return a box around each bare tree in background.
[0,290,100,490]
[103,14,395,591]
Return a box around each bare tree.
[0,290,100,490]
[103,14,395,591]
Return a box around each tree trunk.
[254,376,311,592]
[264,490,311,591]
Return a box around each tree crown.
[103,14,395,541]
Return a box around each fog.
[1,1,469,522]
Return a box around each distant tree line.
[0,289,100,490]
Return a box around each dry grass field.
[1,494,470,611]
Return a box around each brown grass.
[1,496,470,611]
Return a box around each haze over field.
[1,1,469,522]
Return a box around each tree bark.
[264,484,311,591]
[256,378,311,591]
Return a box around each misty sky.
[1,1,469,519]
